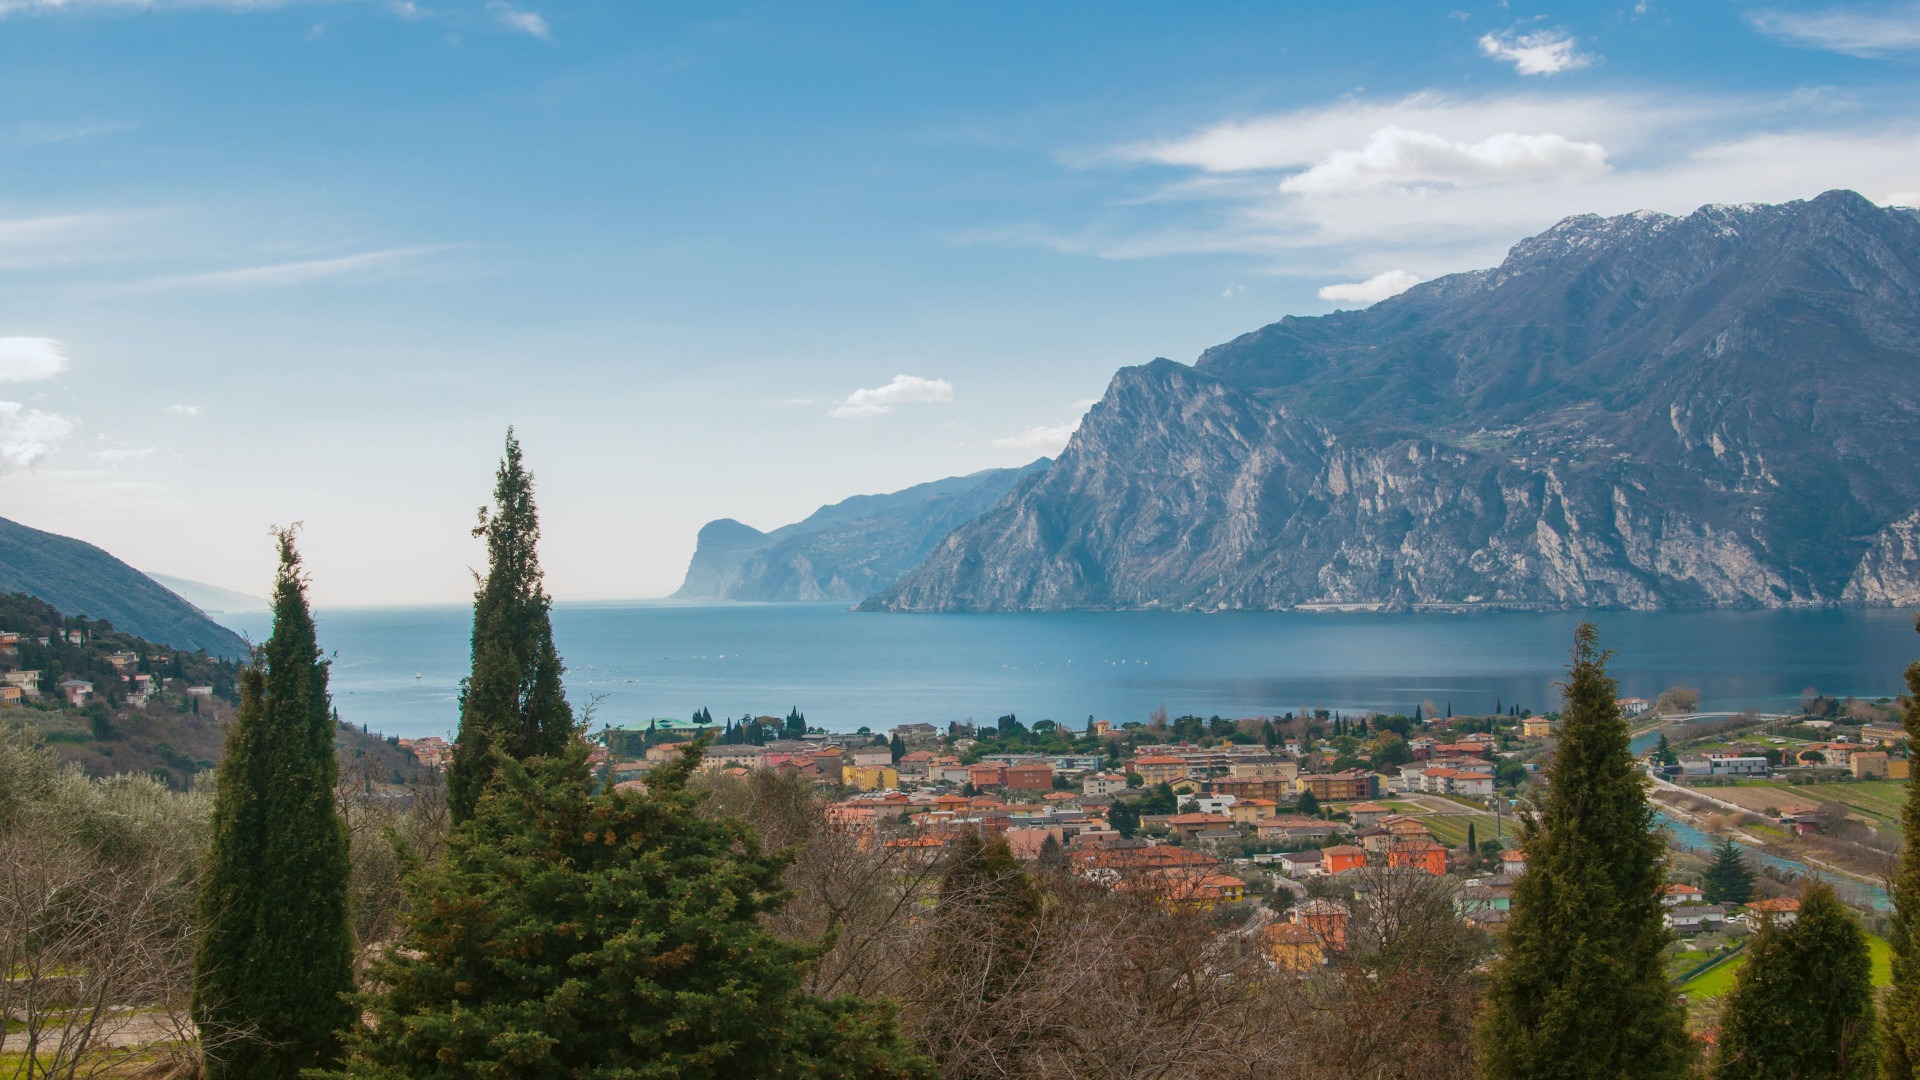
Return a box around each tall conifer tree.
[194,530,354,1079]
[448,429,574,823]
[1883,616,1920,1077]
[1713,881,1876,1079]
[329,744,934,1079]
[1475,623,1691,1079]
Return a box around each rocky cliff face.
[865,191,1920,612]
[675,461,1048,602]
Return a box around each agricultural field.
[1678,934,1893,1002]
[1711,779,1907,831]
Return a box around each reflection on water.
[1657,811,1889,911]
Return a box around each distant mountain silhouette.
[0,516,251,658]
[677,461,1049,602]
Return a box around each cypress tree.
[331,744,935,1079]
[1466,821,1478,865]
[194,530,354,1079]
[1703,837,1755,906]
[1713,881,1876,1079]
[1475,623,1691,1079]
[447,429,574,824]
[1884,615,1920,1078]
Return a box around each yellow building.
[840,765,900,792]
[1523,717,1551,739]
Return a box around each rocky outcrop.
[865,191,1920,612]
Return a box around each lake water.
[219,603,1920,741]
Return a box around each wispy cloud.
[127,245,453,291]
[1279,127,1607,194]
[0,337,69,382]
[992,421,1078,454]
[166,403,201,416]
[0,401,76,472]
[92,446,155,463]
[828,375,954,419]
[0,0,298,14]
[1478,29,1594,76]
[1749,4,1920,55]
[992,89,1920,286]
[1318,270,1422,305]
[487,0,549,39]
[15,119,136,145]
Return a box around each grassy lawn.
[1420,815,1475,848]
[1741,778,1907,829]
[1680,934,1893,1002]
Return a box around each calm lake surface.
[220,603,1920,740]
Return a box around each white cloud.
[1114,91,1680,175]
[992,89,1920,282]
[487,1,548,39]
[0,337,69,382]
[1279,126,1608,194]
[166,403,201,416]
[92,446,155,463]
[828,375,954,419]
[993,421,1079,454]
[1318,270,1423,305]
[1477,29,1594,75]
[0,401,76,472]
[1749,4,1920,55]
[129,245,451,291]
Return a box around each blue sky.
[0,0,1916,604]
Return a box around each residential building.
[1665,904,1727,933]
[1747,897,1800,926]
[897,749,937,778]
[0,631,17,653]
[968,763,1008,788]
[1263,922,1325,971]
[1388,839,1449,876]
[888,723,939,743]
[1,670,38,697]
[57,679,92,707]
[1277,849,1325,878]
[1165,812,1234,841]
[1662,883,1705,907]
[1852,751,1891,779]
[1501,849,1526,876]
[1191,794,1237,816]
[1229,797,1277,825]
[1293,897,1351,948]
[1348,802,1391,828]
[1679,755,1770,778]
[841,765,899,792]
[0,686,20,708]
[1452,771,1495,797]
[1131,756,1191,785]
[1296,769,1380,802]
[1617,697,1652,716]
[1523,717,1552,739]
[1082,772,1129,797]
[1006,761,1055,791]
[1208,776,1295,803]
[1863,723,1911,745]
[1227,758,1300,781]
[1322,844,1368,875]
[852,746,893,769]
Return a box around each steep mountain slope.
[866,191,1920,612]
[676,460,1049,602]
[0,516,251,658]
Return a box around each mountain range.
[862,190,1920,613]
[0,516,251,658]
[675,460,1048,602]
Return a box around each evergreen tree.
[1475,623,1691,1079]
[330,744,934,1079]
[1296,789,1320,818]
[1703,837,1756,906]
[1884,615,1920,1078]
[1714,881,1876,1079]
[890,732,906,762]
[194,530,354,1079]
[1466,821,1478,865]
[1108,800,1140,839]
[447,430,574,824]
